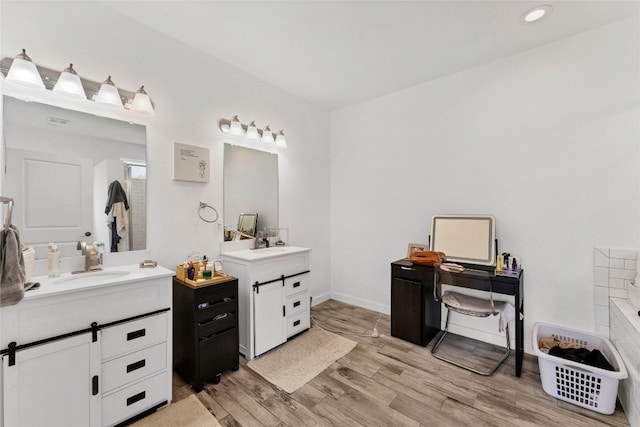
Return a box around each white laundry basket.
[532,322,628,415]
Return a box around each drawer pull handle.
[293,281,301,288]
[127,391,146,406]
[293,320,301,327]
[126,359,146,373]
[92,375,99,396]
[293,301,301,308]
[400,266,415,271]
[213,313,229,321]
[127,329,146,341]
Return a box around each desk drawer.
[102,342,167,393]
[392,264,429,282]
[102,313,167,360]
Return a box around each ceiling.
[104,1,639,110]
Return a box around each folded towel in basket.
[0,225,26,306]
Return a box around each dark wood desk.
[391,259,524,377]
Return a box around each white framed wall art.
[173,142,210,183]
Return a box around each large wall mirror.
[223,144,278,240]
[3,96,147,259]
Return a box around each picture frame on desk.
[407,243,428,257]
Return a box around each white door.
[253,281,286,357]
[5,148,93,256]
[2,333,101,427]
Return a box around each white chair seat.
[442,291,506,316]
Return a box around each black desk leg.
[515,283,524,377]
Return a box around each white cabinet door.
[253,282,286,357]
[2,333,100,427]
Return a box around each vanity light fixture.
[261,125,275,144]
[218,116,287,149]
[275,130,287,149]
[521,5,552,23]
[0,54,155,115]
[94,76,123,108]
[246,121,259,140]
[131,86,155,115]
[52,64,87,99]
[5,49,45,89]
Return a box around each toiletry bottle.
[47,243,61,277]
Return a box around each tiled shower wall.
[594,247,639,426]
[593,248,637,337]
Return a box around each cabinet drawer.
[284,273,309,298]
[195,282,236,304]
[285,290,309,318]
[102,342,167,393]
[102,371,167,427]
[197,298,236,323]
[286,310,310,338]
[392,264,429,282]
[102,313,168,360]
[198,311,237,338]
[199,327,238,381]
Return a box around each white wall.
[0,2,331,301]
[330,17,640,352]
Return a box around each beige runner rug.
[247,326,357,393]
[130,394,221,427]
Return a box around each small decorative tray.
[179,272,234,288]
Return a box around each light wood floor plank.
[168,299,629,426]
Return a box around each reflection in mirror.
[237,213,258,237]
[223,144,278,241]
[3,96,147,259]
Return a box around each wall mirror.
[223,144,278,241]
[430,214,496,266]
[3,96,147,259]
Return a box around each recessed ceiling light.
[522,5,553,23]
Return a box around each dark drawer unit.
[390,260,441,346]
[173,276,239,392]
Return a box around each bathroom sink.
[259,247,286,253]
[55,270,130,285]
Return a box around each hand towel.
[498,303,524,332]
[0,225,26,306]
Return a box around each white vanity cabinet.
[222,247,311,360]
[0,265,173,427]
[2,333,101,426]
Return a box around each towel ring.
[198,202,219,223]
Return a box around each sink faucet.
[77,241,103,272]
[254,231,270,249]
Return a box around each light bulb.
[94,76,123,108]
[261,126,274,144]
[246,121,259,140]
[6,49,45,89]
[53,64,86,99]
[131,85,155,115]
[230,115,243,135]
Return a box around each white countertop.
[24,264,174,300]
[221,246,311,262]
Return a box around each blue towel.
[0,225,26,306]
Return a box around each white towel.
[498,303,524,332]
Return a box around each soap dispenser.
[47,243,60,278]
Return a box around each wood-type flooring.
[171,299,630,426]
